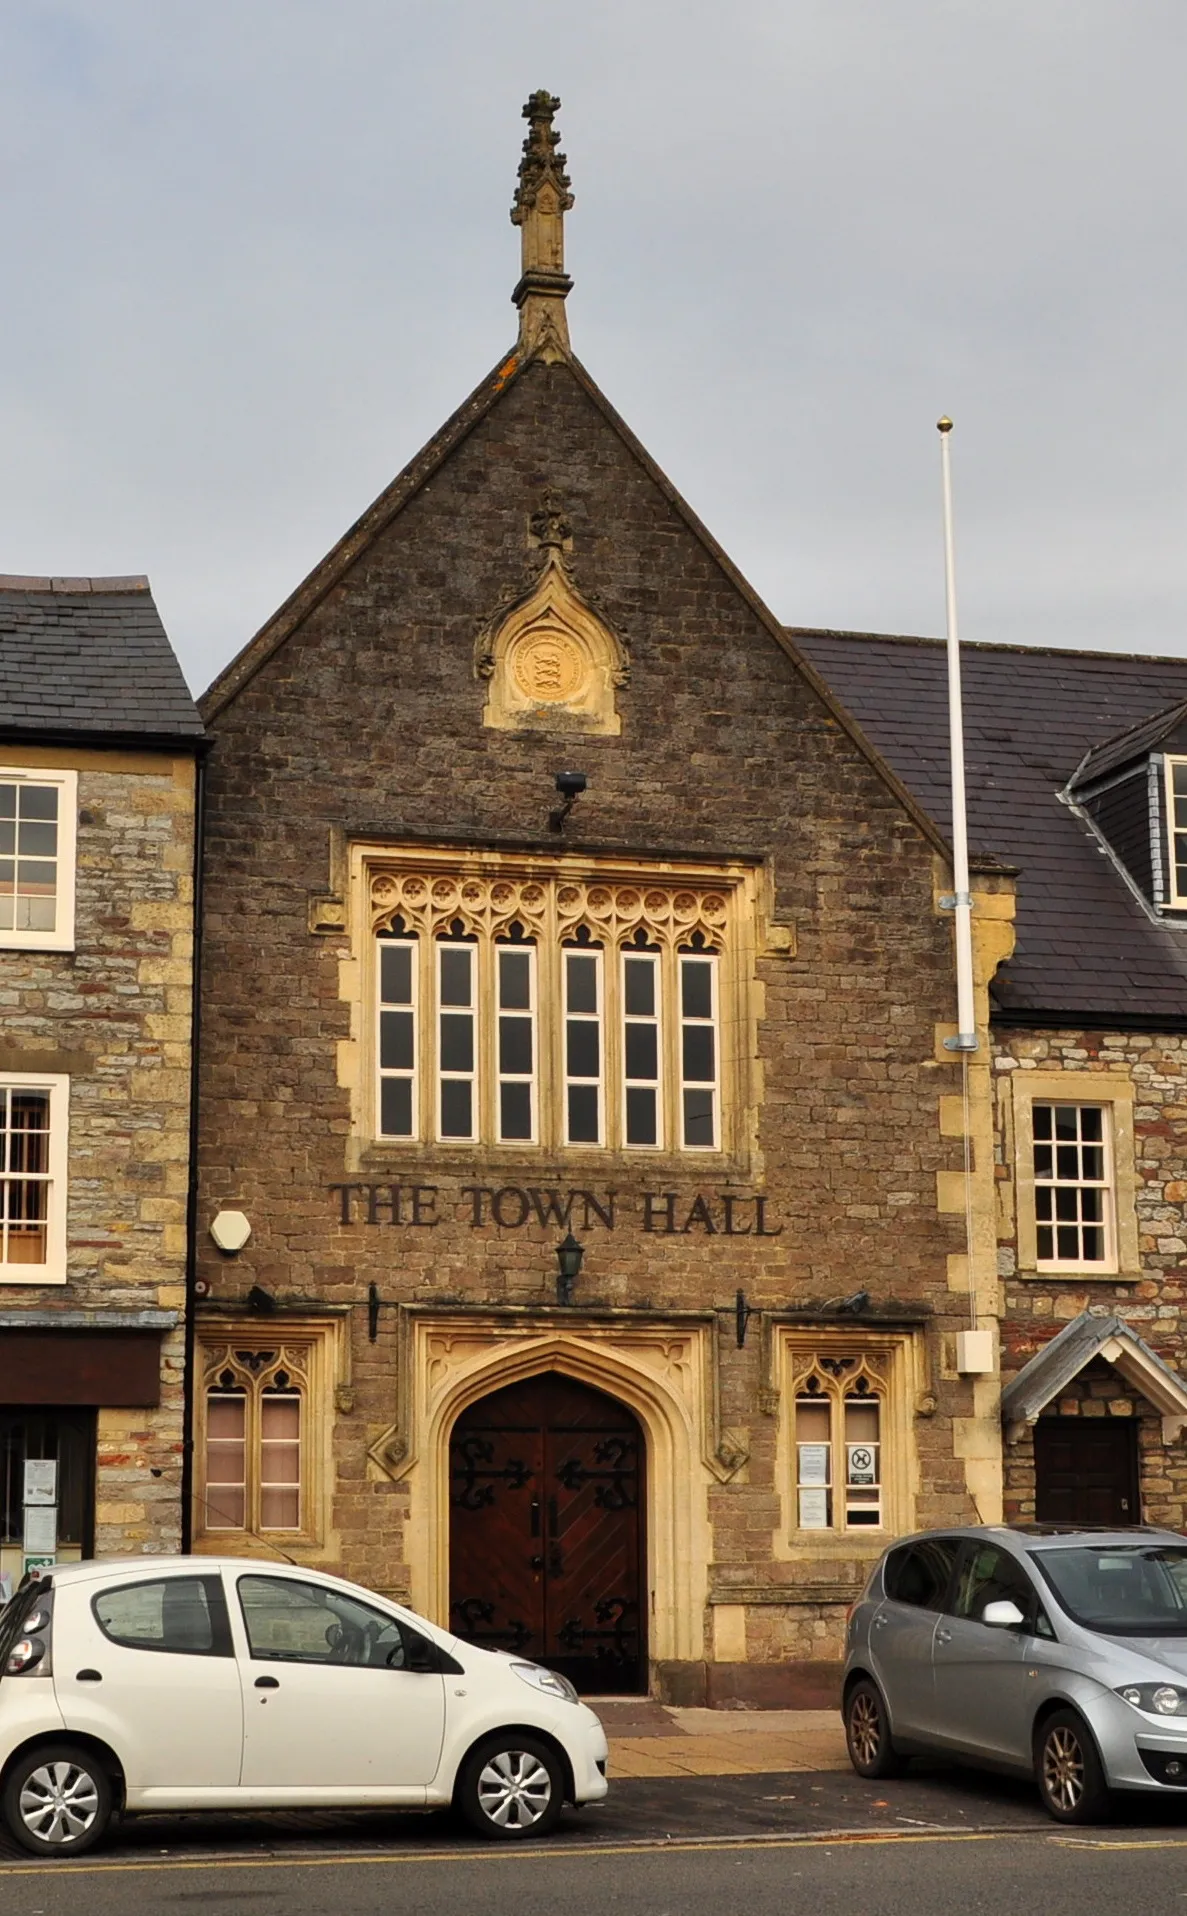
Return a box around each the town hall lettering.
[329,1183,781,1236]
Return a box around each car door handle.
[76,1669,102,1683]
[935,1628,952,1644]
[254,1675,280,1689]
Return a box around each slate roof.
[0,576,203,744]
[791,628,1187,1026]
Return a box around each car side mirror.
[981,1598,1025,1629]
[403,1631,440,1674]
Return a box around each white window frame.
[678,952,720,1150]
[436,941,478,1143]
[0,767,77,952]
[496,942,538,1145]
[1031,1099,1115,1273]
[376,935,419,1140]
[0,1073,68,1286]
[1165,756,1187,907]
[563,946,605,1147]
[621,948,663,1150]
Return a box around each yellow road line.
[1052,1836,1187,1851]
[0,1828,1032,1876]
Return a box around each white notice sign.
[22,1505,57,1553]
[798,1488,830,1530]
[797,1443,830,1487]
[23,1460,57,1507]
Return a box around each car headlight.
[1116,1683,1187,1716]
[511,1662,580,1704]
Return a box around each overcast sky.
[3,2,1185,694]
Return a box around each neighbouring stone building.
[798,631,1187,1554]
[0,576,204,1595]
[190,95,1012,1703]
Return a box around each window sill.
[0,935,75,955]
[1019,1266,1139,1283]
[356,1141,744,1178]
[0,1270,67,1288]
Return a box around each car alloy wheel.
[1035,1709,1109,1824]
[844,1678,905,1780]
[849,1689,882,1769]
[3,1744,113,1856]
[1042,1725,1085,1815]
[477,1748,553,1830]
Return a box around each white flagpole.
[938,417,978,1054]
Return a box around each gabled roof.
[1069,699,1187,794]
[792,627,1187,1025]
[197,343,946,859]
[0,576,203,745]
[1001,1310,1187,1444]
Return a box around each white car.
[0,1556,609,1857]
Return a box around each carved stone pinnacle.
[511,91,574,223]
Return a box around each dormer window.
[1165,758,1187,906]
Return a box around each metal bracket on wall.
[734,1289,753,1348]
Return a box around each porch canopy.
[1001,1310,1187,1446]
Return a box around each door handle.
[254,1675,280,1689]
[529,1555,544,1571]
[935,1628,952,1644]
[76,1669,102,1683]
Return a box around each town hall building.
[188,93,1187,1702]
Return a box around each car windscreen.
[1034,1545,1187,1635]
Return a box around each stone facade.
[193,340,1013,1700]
[0,740,198,1585]
[995,1027,1187,1530]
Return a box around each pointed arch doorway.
[448,1372,646,1695]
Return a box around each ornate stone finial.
[528,490,573,555]
[510,91,574,359]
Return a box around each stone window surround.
[771,1324,924,1561]
[1010,1070,1139,1280]
[0,765,77,953]
[0,1071,69,1286]
[333,841,785,1177]
[192,1314,350,1558]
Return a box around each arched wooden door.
[448,1373,646,1694]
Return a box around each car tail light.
[0,1589,53,1677]
[5,1636,46,1675]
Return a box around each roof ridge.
[786,624,1187,669]
[0,574,149,594]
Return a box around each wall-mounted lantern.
[555,1232,585,1306]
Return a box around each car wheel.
[1034,1710,1110,1824]
[2,1743,113,1858]
[844,1678,906,1779]
[456,1733,565,1841]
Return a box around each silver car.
[843,1524,1187,1823]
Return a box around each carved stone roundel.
[510,628,585,704]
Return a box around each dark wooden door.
[1034,1417,1139,1526]
[448,1373,645,1694]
